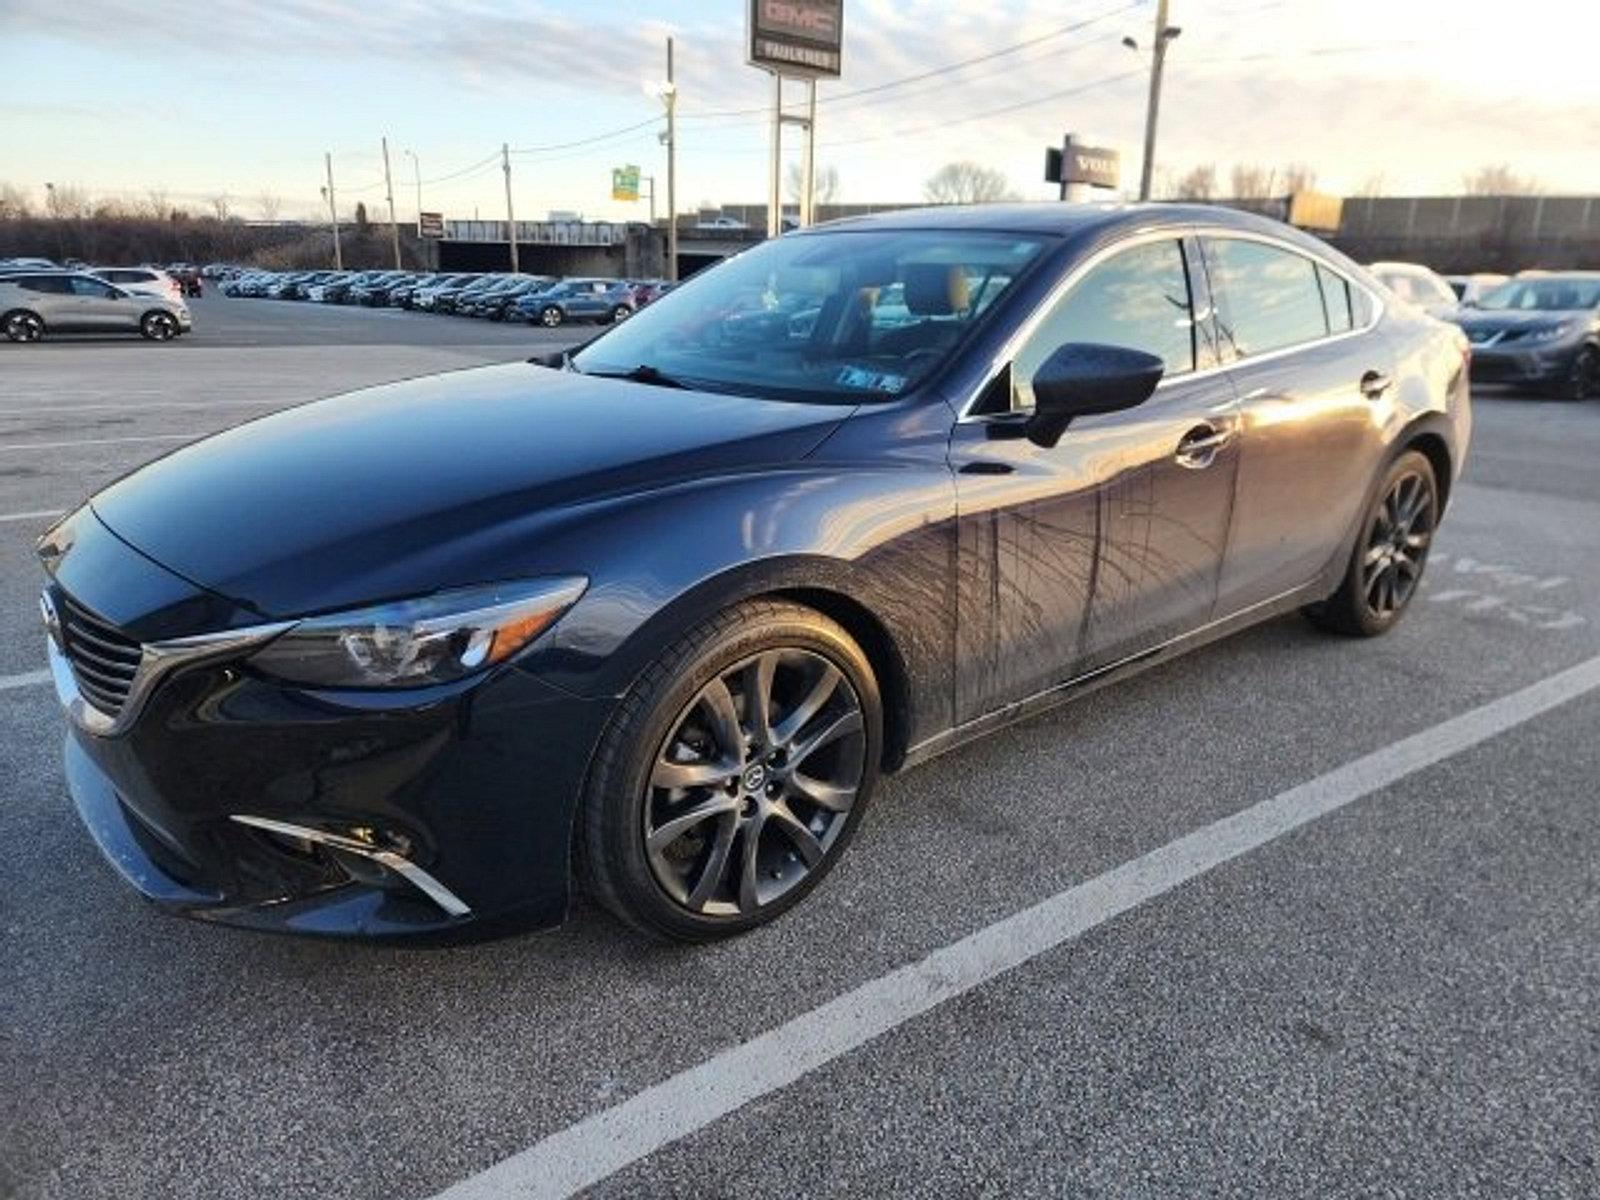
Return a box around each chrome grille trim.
[43,588,294,737]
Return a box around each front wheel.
[540,305,564,328]
[580,600,882,942]
[1304,449,1438,637]
[1563,345,1600,401]
[609,305,633,324]
[4,311,44,343]
[140,311,178,341]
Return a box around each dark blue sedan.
[38,204,1470,942]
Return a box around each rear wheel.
[540,305,564,328]
[580,600,881,942]
[1304,449,1438,637]
[140,311,178,341]
[3,310,44,343]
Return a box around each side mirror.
[1025,342,1166,447]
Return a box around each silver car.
[1,271,192,342]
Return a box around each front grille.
[57,592,143,717]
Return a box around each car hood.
[89,363,854,618]
[1453,308,1593,335]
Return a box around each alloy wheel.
[5,312,44,343]
[142,313,176,341]
[1361,470,1434,619]
[643,648,866,917]
[541,306,563,327]
[1568,348,1600,400]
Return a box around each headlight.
[248,577,586,688]
[1525,320,1583,344]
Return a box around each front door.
[951,233,1240,720]
[69,276,139,331]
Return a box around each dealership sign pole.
[748,0,842,234]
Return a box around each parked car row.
[217,267,675,327]
[1367,260,1600,399]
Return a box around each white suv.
[91,266,183,303]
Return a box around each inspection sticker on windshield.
[836,365,907,393]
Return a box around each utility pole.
[381,136,402,268]
[665,37,678,282]
[768,74,783,238]
[1137,0,1174,201]
[502,142,519,273]
[323,152,342,270]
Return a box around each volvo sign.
[748,0,843,79]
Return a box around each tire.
[609,304,633,324]
[540,305,564,328]
[140,311,178,341]
[3,310,44,343]
[580,599,882,942]
[1303,449,1438,637]
[1562,345,1600,401]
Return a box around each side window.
[1207,238,1330,358]
[70,277,117,298]
[1349,283,1376,327]
[1012,238,1195,411]
[1316,264,1353,334]
[22,275,71,294]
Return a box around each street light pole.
[1137,0,1175,202]
[405,150,422,232]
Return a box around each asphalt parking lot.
[2,297,1597,1199]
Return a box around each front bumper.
[56,639,616,938]
[1467,342,1575,386]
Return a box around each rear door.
[1200,234,1393,614]
[70,276,139,330]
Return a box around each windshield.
[1476,276,1600,312]
[572,228,1049,402]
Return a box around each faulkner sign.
[748,0,843,79]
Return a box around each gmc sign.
[748,0,843,79]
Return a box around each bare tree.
[209,193,232,222]
[1355,172,1388,198]
[785,162,840,207]
[1462,164,1541,196]
[141,189,171,220]
[923,161,1019,205]
[257,190,283,222]
[1228,164,1274,199]
[0,182,32,220]
[45,183,91,219]
[1280,163,1318,193]
[1172,164,1217,200]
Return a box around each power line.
[678,0,1145,122]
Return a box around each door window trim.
[957,225,1384,422]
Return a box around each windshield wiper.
[586,363,689,390]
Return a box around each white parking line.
[429,652,1600,1200]
[0,433,197,452]
[0,668,51,692]
[0,509,61,524]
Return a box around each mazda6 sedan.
[40,204,1471,942]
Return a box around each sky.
[2,0,1598,225]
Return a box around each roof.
[814,201,1297,239]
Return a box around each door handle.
[1174,424,1231,469]
[1359,370,1392,399]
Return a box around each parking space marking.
[430,652,1600,1200]
[0,668,51,691]
[0,433,198,452]
[0,509,62,524]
